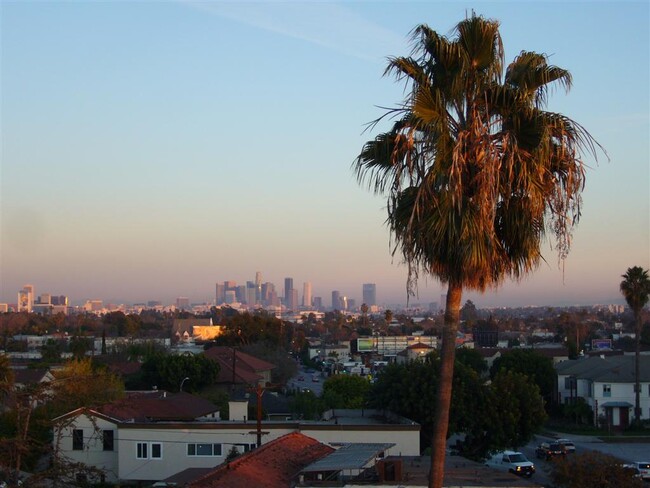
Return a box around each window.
[72,429,83,451]
[564,377,576,389]
[102,430,114,451]
[137,442,161,460]
[603,384,611,397]
[136,443,148,459]
[151,443,162,459]
[187,443,222,457]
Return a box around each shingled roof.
[95,391,220,422]
[188,432,334,488]
[203,347,276,385]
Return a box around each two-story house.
[53,393,420,485]
[556,355,650,428]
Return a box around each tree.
[620,266,650,424]
[322,375,371,409]
[460,300,478,328]
[455,347,487,376]
[50,358,125,416]
[140,353,220,392]
[354,14,601,487]
[490,349,556,409]
[551,451,643,488]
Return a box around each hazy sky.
[1,1,648,308]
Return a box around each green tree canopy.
[322,375,372,409]
[141,353,220,393]
[490,349,556,408]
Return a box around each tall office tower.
[362,283,377,306]
[284,278,294,301]
[255,271,262,302]
[215,283,225,305]
[236,285,246,303]
[225,290,237,304]
[176,297,190,310]
[313,297,322,310]
[246,287,257,306]
[348,298,356,310]
[302,282,312,308]
[18,285,34,312]
[341,296,348,310]
[440,294,447,311]
[288,289,299,311]
[38,293,51,305]
[331,290,341,310]
[52,295,69,306]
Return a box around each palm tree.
[620,266,650,424]
[355,14,602,488]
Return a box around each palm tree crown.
[356,14,602,293]
[620,266,650,315]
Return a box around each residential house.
[203,346,275,386]
[52,396,420,484]
[395,343,434,364]
[556,355,650,428]
[172,318,223,343]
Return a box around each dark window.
[151,443,162,459]
[72,429,83,451]
[137,442,148,459]
[102,430,114,451]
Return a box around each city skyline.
[2,2,648,309]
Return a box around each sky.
[1,1,648,309]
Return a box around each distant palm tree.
[355,14,602,488]
[620,266,650,424]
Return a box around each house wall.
[116,421,420,482]
[55,414,119,482]
[593,380,650,422]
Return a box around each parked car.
[626,462,650,481]
[311,375,320,382]
[556,438,576,454]
[486,451,535,478]
[535,442,566,460]
[297,375,305,381]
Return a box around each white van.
[486,450,535,478]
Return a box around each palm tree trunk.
[635,312,641,423]
[430,283,462,488]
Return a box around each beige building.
[53,395,420,484]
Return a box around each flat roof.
[301,443,395,472]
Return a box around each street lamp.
[180,377,190,392]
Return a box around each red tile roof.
[203,347,276,385]
[188,433,334,488]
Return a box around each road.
[288,367,324,396]
[519,433,650,487]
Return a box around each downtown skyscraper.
[362,283,377,307]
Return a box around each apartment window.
[72,429,83,451]
[102,430,114,451]
[603,384,612,397]
[187,443,222,457]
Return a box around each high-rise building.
[176,297,190,310]
[288,289,299,311]
[255,271,262,303]
[18,285,34,312]
[215,283,225,305]
[331,290,341,310]
[313,297,322,310]
[284,278,293,300]
[302,282,312,308]
[362,283,377,306]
